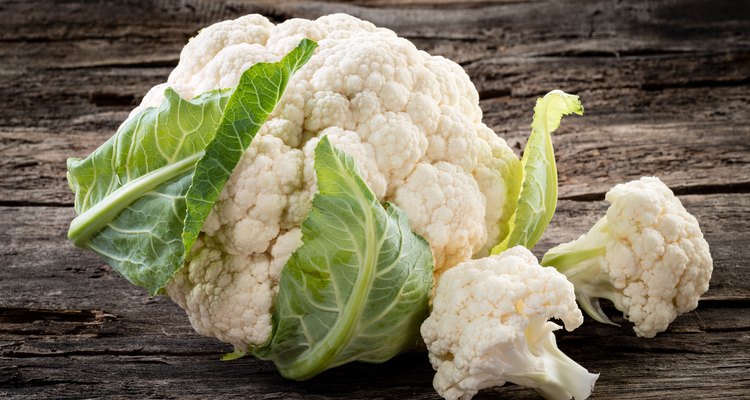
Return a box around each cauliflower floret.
[190,43,279,96]
[424,106,479,172]
[358,112,428,193]
[394,162,486,274]
[542,176,713,338]
[167,229,301,348]
[421,246,598,400]
[142,13,521,348]
[203,135,306,255]
[170,14,275,92]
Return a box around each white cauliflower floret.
[203,135,306,254]
[358,112,428,194]
[542,176,713,338]
[394,162,486,274]
[421,246,598,400]
[190,43,279,96]
[425,106,479,171]
[167,229,301,348]
[146,13,521,348]
[170,15,275,93]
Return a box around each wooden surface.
[1,0,749,398]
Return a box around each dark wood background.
[1,0,749,398]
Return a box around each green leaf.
[493,147,523,249]
[67,39,318,294]
[183,38,318,252]
[492,90,583,254]
[220,350,247,361]
[253,136,434,380]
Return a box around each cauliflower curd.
[143,14,521,348]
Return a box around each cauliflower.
[541,177,713,338]
[65,8,718,397]
[146,14,521,349]
[421,246,598,400]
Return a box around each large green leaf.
[492,90,583,254]
[67,39,317,294]
[253,136,434,380]
[183,38,317,251]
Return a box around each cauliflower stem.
[541,218,623,326]
[507,319,598,400]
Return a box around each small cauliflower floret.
[421,246,598,400]
[190,43,279,96]
[425,106,480,172]
[357,112,428,194]
[542,176,713,338]
[140,13,522,349]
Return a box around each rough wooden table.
[1,0,749,398]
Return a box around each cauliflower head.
[421,246,598,400]
[144,14,521,348]
[542,176,713,338]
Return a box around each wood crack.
[0,307,117,337]
[0,308,116,324]
[561,181,750,201]
[0,200,73,208]
[529,48,701,59]
[0,349,213,359]
[642,77,750,91]
[49,60,179,70]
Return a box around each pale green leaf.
[492,90,583,254]
[253,136,434,380]
[220,350,247,361]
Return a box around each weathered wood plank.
[1,195,748,399]
[3,100,749,204]
[0,193,746,322]
[0,129,111,206]
[2,0,749,69]
[1,1,749,204]
[2,327,747,399]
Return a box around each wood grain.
[1,0,748,399]
[1,195,748,399]
[1,0,749,204]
